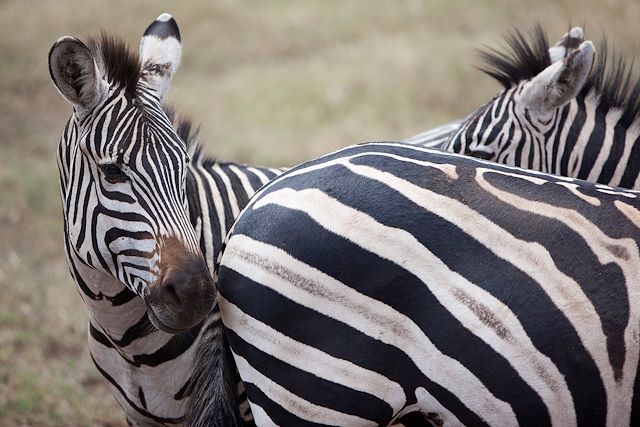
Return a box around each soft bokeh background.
[1,0,639,425]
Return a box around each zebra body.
[216,142,640,426]
[51,14,279,426]
[446,26,640,190]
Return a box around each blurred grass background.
[1,0,639,425]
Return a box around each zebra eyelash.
[99,162,129,184]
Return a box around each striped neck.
[447,86,640,190]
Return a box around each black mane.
[86,33,140,98]
[479,25,640,127]
[162,105,215,167]
[478,25,551,89]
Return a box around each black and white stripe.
[404,120,462,149]
[215,142,640,426]
[405,27,587,151]
[445,26,640,190]
[51,14,279,426]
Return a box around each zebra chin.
[144,251,216,334]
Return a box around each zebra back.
[217,142,640,425]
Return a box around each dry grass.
[1,0,639,425]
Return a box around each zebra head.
[49,14,215,333]
[447,26,595,170]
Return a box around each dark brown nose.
[146,254,215,333]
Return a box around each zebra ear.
[139,13,181,101]
[48,37,103,109]
[548,27,584,63]
[521,40,594,115]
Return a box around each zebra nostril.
[146,252,215,332]
[162,282,182,308]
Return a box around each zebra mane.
[478,24,551,89]
[86,32,140,98]
[162,105,221,168]
[480,25,640,127]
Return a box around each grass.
[1,0,640,425]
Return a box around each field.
[1,0,639,425]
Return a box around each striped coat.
[216,142,640,426]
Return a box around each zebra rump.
[215,142,640,426]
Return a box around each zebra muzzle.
[145,249,215,333]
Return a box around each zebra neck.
[69,247,203,423]
[555,93,640,189]
[185,160,282,272]
[68,245,202,359]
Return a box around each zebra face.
[447,39,595,170]
[49,14,215,333]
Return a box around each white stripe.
[233,351,376,426]
[567,91,598,176]
[404,121,461,147]
[219,295,407,412]
[190,168,216,273]
[247,167,271,185]
[212,163,241,218]
[611,123,640,188]
[587,109,623,182]
[200,168,228,250]
[233,143,577,236]
[228,164,258,198]
[394,387,464,427]
[248,401,279,427]
[554,182,601,206]
[552,99,578,174]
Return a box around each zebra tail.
[185,308,242,427]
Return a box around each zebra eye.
[100,163,128,184]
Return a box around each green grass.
[2,0,640,425]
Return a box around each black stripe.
[90,354,182,424]
[242,381,325,427]
[559,95,587,176]
[143,15,181,42]
[132,322,200,367]
[598,119,627,184]
[577,105,607,178]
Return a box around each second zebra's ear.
[139,13,181,101]
[521,40,594,115]
[548,27,584,63]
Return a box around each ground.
[1,0,639,425]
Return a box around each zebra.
[405,26,586,150]
[212,141,640,426]
[404,120,463,149]
[443,25,640,190]
[50,13,279,426]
